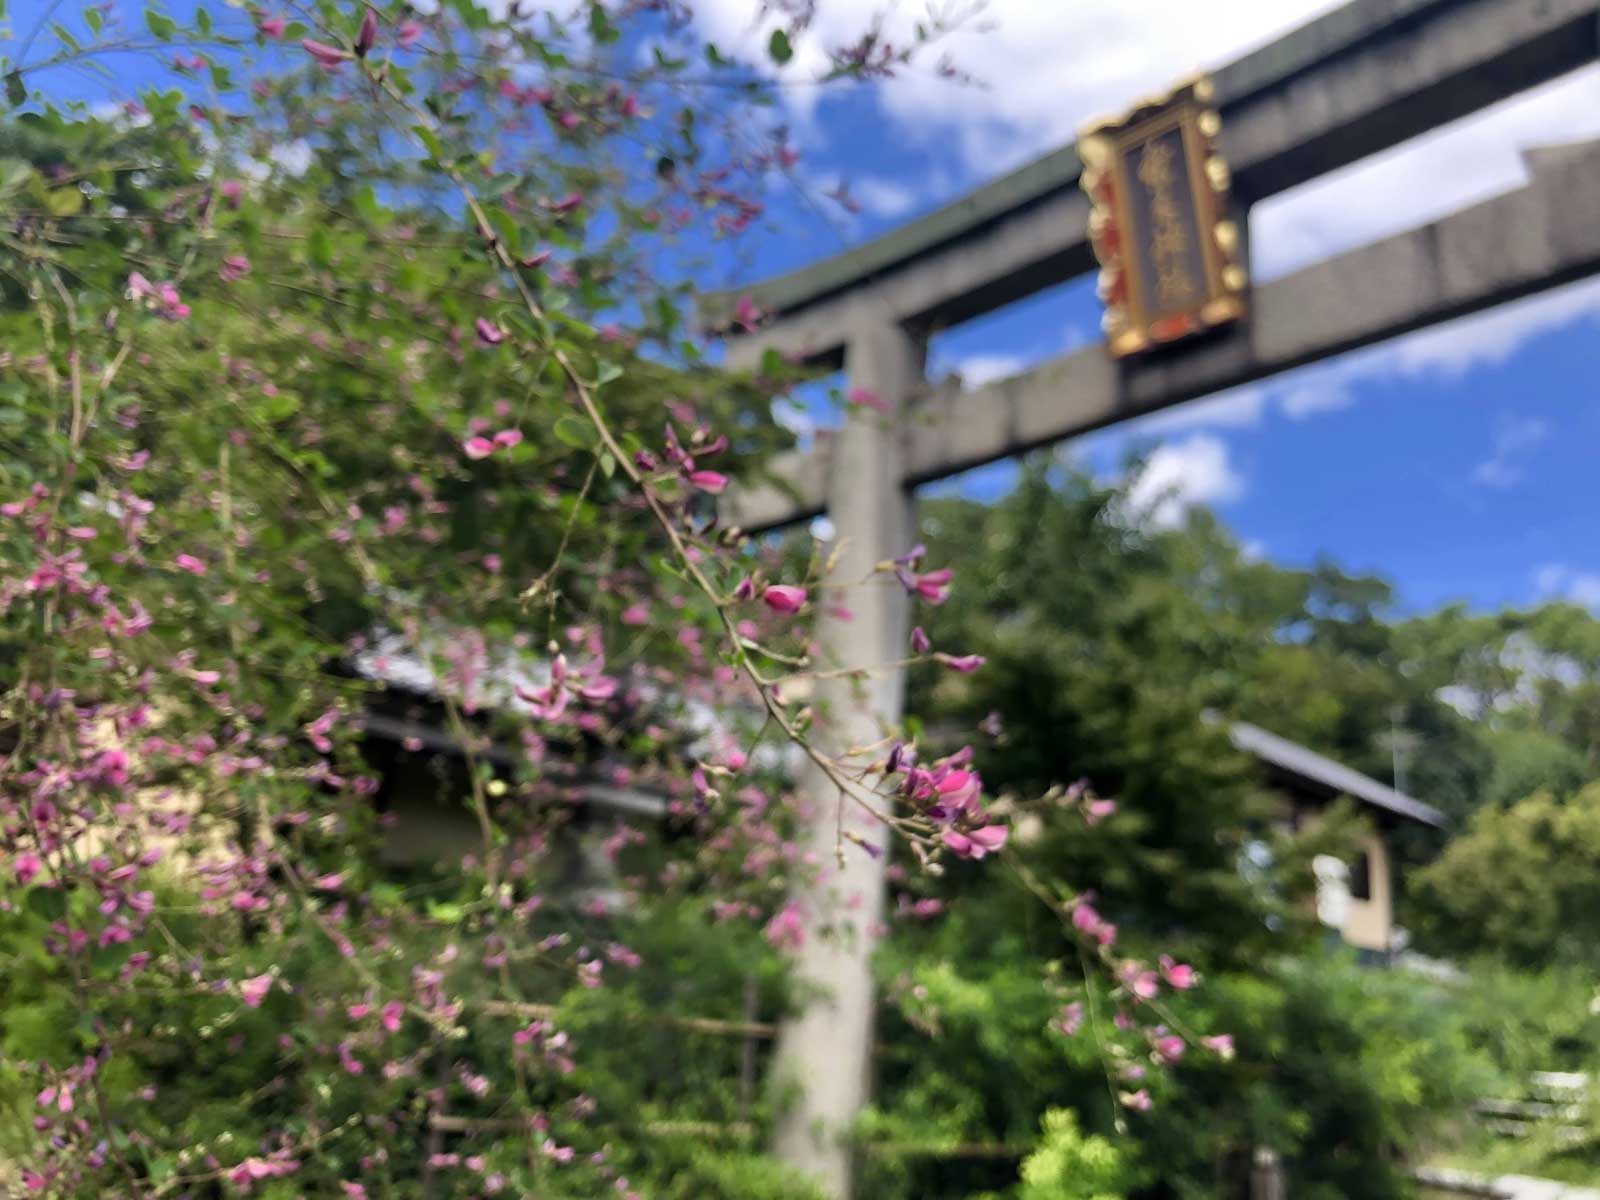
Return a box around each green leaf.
[92,940,134,973]
[144,8,177,38]
[411,124,445,163]
[43,186,83,216]
[448,0,488,31]
[486,205,519,256]
[0,157,33,194]
[84,6,103,35]
[595,361,623,387]
[307,226,333,267]
[352,185,383,225]
[767,29,794,65]
[26,887,68,922]
[426,900,465,922]
[5,71,25,108]
[262,391,302,421]
[587,3,618,44]
[554,415,598,452]
[599,452,616,478]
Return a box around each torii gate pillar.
[770,317,923,1198]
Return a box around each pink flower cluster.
[463,428,523,460]
[649,420,731,495]
[764,901,805,950]
[891,543,952,604]
[886,743,1008,860]
[515,651,618,722]
[125,272,189,320]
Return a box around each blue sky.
[9,0,1600,617]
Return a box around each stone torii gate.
[703,1,1600,1194]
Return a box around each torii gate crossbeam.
[728,138,1600,533]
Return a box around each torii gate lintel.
[726,136,1600,536]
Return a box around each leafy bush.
[1414,784,1600,967]
[1430,962,1600,1186]
[1016,1110,1145,1200]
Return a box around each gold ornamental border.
[1079,73,1247,358]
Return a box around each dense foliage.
[1435,963,1600,1186]
[851,462,1600,1197]
[1415,783,1600,968]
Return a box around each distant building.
[349,636,671,912]
[1228,721,1447,960]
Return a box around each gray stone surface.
[768,321,921,1199]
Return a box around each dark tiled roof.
[1229,721,1447,828]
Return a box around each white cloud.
[1534,564,1569,595]
[1438,628,1586,717]
[945,352,1027,390]
[851,176,919,219]
[1568,578,1600,609]
[1124,433,1245,529]
[267,139,313,178]
[1534,564,1600,611]
[688,1,1349,174]
[1253,66,1600,280]
[792,168,930,229]
[1278,379,1355,420]
[1435,684,1484,720]
[1472,415,1549,489]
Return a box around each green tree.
[1479,727,1590,810]
[1414,783,1600,967]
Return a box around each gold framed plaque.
[1079,75,1247,358]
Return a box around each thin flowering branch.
[358,74,911,835]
